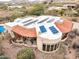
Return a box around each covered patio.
[55,18,73,41]
[10,25,37,47]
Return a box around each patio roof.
[12,25,37,37]
[55,18,73,33]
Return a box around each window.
[53,44,57,50]
[47,45,50,51]
[56,43,59,48]
[43,44,46,51]
[39,25,47,33]
[49,26,59,34]
[42,43,59,52]
[51,45,54,51]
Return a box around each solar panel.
[49,26,59,34]
[16,20,21,22]
[22,19,32,23]
[47,19,54,23]
[24,20,38,26]
[38,18,49,23]
[39,25,47,33]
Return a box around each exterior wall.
[8,6,22,9]
[10,32,37,48]
[37,36,62,53]
[5,25,15,38]
[72,22,79,30]
[11,36,37,48]
[61,33,68,42]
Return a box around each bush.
[45,10,59,16]
[27,3,44,16]
[17,48,35,59]
[72,18,77,22]
[0,5,8,10]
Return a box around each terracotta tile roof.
[12,25,37,37]
[55,18,73,33]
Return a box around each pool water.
[0,26,5,33]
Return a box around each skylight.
[22,19,32,23]
[49,26,59,34]
[38,18,49,23]
[39,25,47,33]
[24,20,38,26]
[16,20,21,23]
[47,19,54,23]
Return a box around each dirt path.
[1,39,25,59]
[1,39,73,59]
[66,47,76,59]
[1,28,79,59]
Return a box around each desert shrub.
[0,5,8,10]
[45,10,59,16]
[27,3,44,16]
[72,18,77,22]
[17,48,35,59]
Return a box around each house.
[8,5,23,9]
[47,6,68,11]
[5,16,73,53]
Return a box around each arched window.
[42,43,59,52]
[47,45,50,51]
[51,45,54,51]
[43,44,46,51]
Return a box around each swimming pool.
[0,26,5,33]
